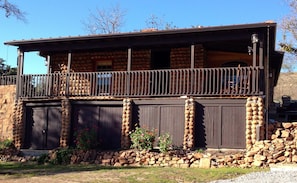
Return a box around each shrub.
[74,126,99,150]
[49,147,73,165]
[158,133,172,153]
[129,126,156,151]
[0,139,14,150]
[37,153,49,164]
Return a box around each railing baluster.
[10,66,263,99]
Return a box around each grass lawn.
[0,161,267,183]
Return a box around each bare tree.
[280,0,297,72]
[83,4,126,34]
[0,0,26,21]
[145,14,177,30]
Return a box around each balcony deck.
[1,66,263,99]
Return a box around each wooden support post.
[16,48,24,100]
[191,45,195,69]
[127,48,132,71]
[259,42,264,68]
[47,55,51,73]
[66,52,72,96]
[126,48,131,95]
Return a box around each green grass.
[0,161,267,183]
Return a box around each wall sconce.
[251,34,259,44]
[248,46,252,55]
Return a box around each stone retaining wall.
[0,85,16,140]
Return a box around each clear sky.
[1,0,290,74]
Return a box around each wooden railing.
[16,66,263,99]
[0,75,17,85]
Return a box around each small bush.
[49,147,73,165]
[158,133,172,153]
[37,153,49,164]
[0,139,14,150]
[129,126,156,151]
[74,127,99,150]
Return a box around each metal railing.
[0,75,17,85]
[17,66,263,99]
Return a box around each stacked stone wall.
[13,100,24,149]
[246,97,265,149]
[183,98,195,149]
[60,98,71,147]
[0,85,16,140]
[121,98,132,149]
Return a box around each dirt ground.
[0,170,139,183]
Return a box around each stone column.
[60,98,71,147]
[246,97,265,149]
[13,99,24,149]
[183,98,195,150]
[121,98,132,149]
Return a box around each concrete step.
[20,149,49,157]
[270,164,297,172]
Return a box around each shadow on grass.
[0,161,143,178]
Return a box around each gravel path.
[210,171,297,183]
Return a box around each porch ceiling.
[5,22,278,55]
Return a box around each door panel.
[47,107,62,149]
[136,104,184,147]
[31,108,47,149]
[159,106,184,147]
[26,106,61,150]
[71,105,122,150]
[195,99,246,149]
[98,106,122,149]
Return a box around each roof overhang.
[5,22,283,80]
[5,22,278,55]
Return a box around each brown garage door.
[71,104,122,150]
[195,99,246,149]
[133,99,185,147]
[25,105,61,150]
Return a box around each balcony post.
[46,55,51,73]
[126,48,132,95]
[65,51,72,96]
[191,45,195,69]
[16,48,24,100]
[265,27,270,140]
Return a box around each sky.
[1,0,290,74]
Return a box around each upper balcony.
[1,66,263,99]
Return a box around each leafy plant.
[49,147,73,165]
[0,139,14,150]
[37,153,49,164]
[74,126,99,150]
[158,133,172,153]
[129,126,156,151]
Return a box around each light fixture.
[251,34,259,44]
[248,46,252,55]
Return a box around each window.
[96,60,112,95]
